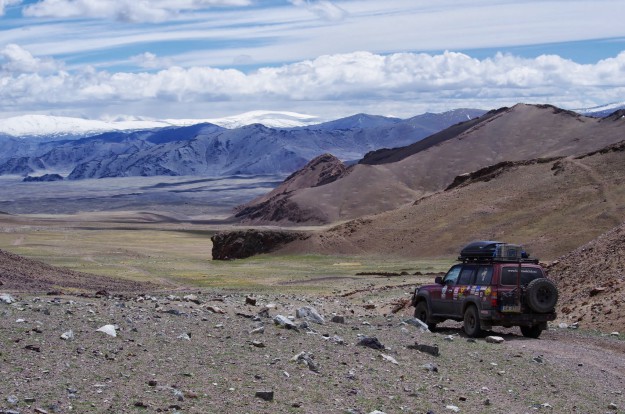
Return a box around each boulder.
[295,306,325,324]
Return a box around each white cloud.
[2,48,625,119]
[289,0,347,21]
[129,52,172,69]
[23,0,252,22]
[0,43,61,73]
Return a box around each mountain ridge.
[234,103,625,225]
[0,109,486,179]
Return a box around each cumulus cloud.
[2,49,625,116]
[130,52,173,69]
[0,44,61,73]
[23,0,252,22]
[289,0,347,21]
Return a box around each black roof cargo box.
[459,240,530,262]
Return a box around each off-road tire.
[520,325,543,338]
[463,305,482,337]
[525,278,558,313]
[414,301,437,331]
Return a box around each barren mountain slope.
[0,249,158,293]
[548,221,625,332]
[234,154,347,224]
[281,140,625,261]
[243,104,625,224]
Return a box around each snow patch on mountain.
[574,102,625,117]
[0,111,322,138]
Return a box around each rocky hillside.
[280,139,625,261]
[548,221,625,333]
[234,154,348,224]
[240,104,625,225]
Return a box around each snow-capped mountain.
[0,109,486,179]
[0,111,322,138]
[574,102,625,118]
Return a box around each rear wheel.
[520,325,543,338]
[526,278,558,313]
[414,301,437,331]
[463,305,482,337]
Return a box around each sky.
[1,0,625,121]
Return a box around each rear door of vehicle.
[498,265,545,312]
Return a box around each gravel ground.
[1,290,624,414]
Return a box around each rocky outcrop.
[23,173,64,182]
[444,157,561,191]
[211,230,310,260]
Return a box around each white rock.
[558,323,568,329]
[446,405,461,412]
[1,293,16,304]
[96,324,118,337]
[404,317,430,332]
[177,333,191,341]
[485,336,505,344]
[369,411,387,414]
[380,353,399,365]
[61,330,74,340]
[296,306,325,324]
[273,315,297,330]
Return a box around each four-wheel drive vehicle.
[411,241,558,338]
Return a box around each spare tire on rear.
[525,278,558,313]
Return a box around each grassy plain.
[0,214,453,294]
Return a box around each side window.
[457,266,476,285]
[501,267,544,285]
[443,265,461,285]
[475,266,493,286]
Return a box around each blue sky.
[1,0,625,120]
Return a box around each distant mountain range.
[0,109,485,179]
[0,111,322,139]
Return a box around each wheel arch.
[461,298,482,315]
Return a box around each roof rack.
[458,256,540,264]
[458,241,539,264]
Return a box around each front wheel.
[520,325,543,338]
[414,301,437,331]
[463,305,482,337]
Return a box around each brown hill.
[234,153,347,224]
[548,221,625,332]
[281,140,625,261]
[0,249,157,293]
[239,104,625,225]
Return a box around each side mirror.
[435,276,443,285]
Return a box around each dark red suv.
[411,241,558,338]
